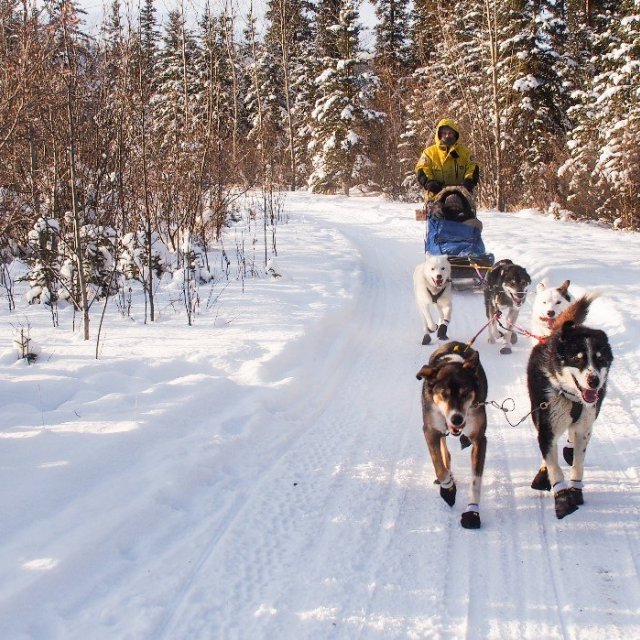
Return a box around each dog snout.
[586,373,600,389]
[511,291,526,306]
[450,413,465,427]
[546,310,555,318]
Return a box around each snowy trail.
[155,199,429,638]
[1,192,639,639]
[153,196,640,639]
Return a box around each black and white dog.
[416,341,488,529]
[528,295,613,519]
[484,259,531,354]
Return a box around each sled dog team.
[413,254,614,528]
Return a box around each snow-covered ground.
[1,192,639,639]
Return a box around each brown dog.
[484,259,531,354]
[416,341,488,529]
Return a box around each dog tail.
[553,293,599,331]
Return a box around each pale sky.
[80,0,377,45]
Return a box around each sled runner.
[421,186,494,285]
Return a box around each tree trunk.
[275,0,297,190]
[62,15,90,340]
[485,0,504,211]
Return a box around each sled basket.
[424,217,494,280]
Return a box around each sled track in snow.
[145,201,640,639]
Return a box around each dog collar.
[429,280,451,303]
[557,388,595,420]
[557,387,582,403]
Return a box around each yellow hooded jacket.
[415,118,479,200]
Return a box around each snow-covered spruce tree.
[150,9,202,161]
[241,5,285,268]
[150,7,213,323]
[243,7,286,188]
[118,229,165,289]
[368,0,412,197]
[399,1,441,199]
[407,1,497,205]
[25,210,120,308]
[45,0,94,338]
[588,0,639,228]
[556,1,615,221]
[374,0,411,72]
[198,9,240,240]
[290,8,319,190]
[397,70,432,198]
[308,0,378,195]
[0,0,56,233]
[408,0,441,69]
[150,8,204,251]
[127,0,161,322]
[139,0,159,79]
[79,222,118,299]
[24,217,61,306]
[264,0,315,189]
[497,0,570,208]
[94,0,132,234]
[218,10,248,174]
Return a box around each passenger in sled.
[415,118,493,274]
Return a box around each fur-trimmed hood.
[434,118,462,147]
[431,185,477,221]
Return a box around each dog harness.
[556,389,585,422]
[429,280,451,303]
[570,401,583,423]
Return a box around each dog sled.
[419,186,494,287]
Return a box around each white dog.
[531,278,577,465]
[531,278,573,339]
[413,254,452,345]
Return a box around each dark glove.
[462,178,476,192]
[425,180,443,194]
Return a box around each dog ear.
[537,278,549,293]
[558,279,570,295]
[463,351,480,370]
[487,264,503,287]
[416,366,435,380]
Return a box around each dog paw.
[488,336,496,344]
[461,510,481,529]
[439,483,456,507]
[563,446,574,465]
[499,346,512,355]
[421,333,432,345]
[510,332,518,344]
[437,324,448,340]
[554,488,579,519]
[531,467,551,491]
[568,487,584,506]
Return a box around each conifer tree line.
[0,0,638,324]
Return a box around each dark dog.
[416,341,488,529]
[484,259,531,354]
[528,295,613,519]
